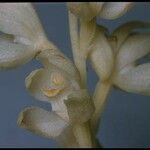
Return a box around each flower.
[0,3,55,69]
[112,21,150,95]
[89,21,150,95]
[68,2,134,21]
[18,49,94,147]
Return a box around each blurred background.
[0,2,149,148]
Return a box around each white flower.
[89,21,150,95]
[112,22,150,95]
[68,2,134,21]
[0,3,54,69]
[18,49,94,147]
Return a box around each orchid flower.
[112,22,150,95]
[89,21,150,94]
[18,49,94,147]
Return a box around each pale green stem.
[73,53,87,88]
[68,10,87,88]
[68,10,94,147]
[78,18,96,88]
[73,122,93,148]
[91,80,112,133]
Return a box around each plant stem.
[73,54,87,88]
[91,80,112,133]
[68,10,87,88]
[68,10,96,148]
[73,122,93,148]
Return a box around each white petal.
[25,68,44,90]
[51,98,70,122]
[112,21,150,52]
[114,63,150,96]
[116,33,150,71]
[0,3,47,46]
[89,27,114,80]
[18,107,68,139]
[37,49,80,81]
[0,41,36,69]
[100,2,133,20]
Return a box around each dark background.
[0,2,149,148]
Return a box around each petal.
[64,90,95,124]
[18,107,68,139]
[112,21,150,52]
[0,41,36,69]
[99,2,133,20]
[89,26,114,80]
[114,63,150,96]
[116,33,150,71]
[37,49,80,81]
[0,3,47,44]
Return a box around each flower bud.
[68,2,133,21]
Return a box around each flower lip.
[42,72,68,98]
[42,88,63,98]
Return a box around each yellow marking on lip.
[42,88,61,97]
